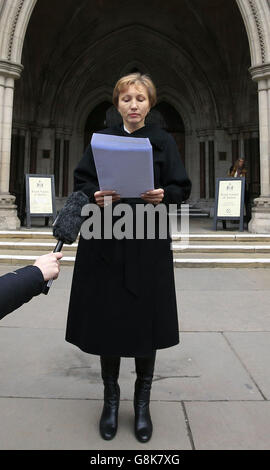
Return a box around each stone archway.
[0,0,270,231]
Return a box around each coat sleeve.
[74,143,100,202]
[0,265,45,320]
[161,134,192,205]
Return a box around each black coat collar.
[110,123,165,150]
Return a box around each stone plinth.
[0,194,20,230]
[248,197,270,234]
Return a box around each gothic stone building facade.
[0,0,270,232]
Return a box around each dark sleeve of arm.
[74,143,100,202]
[161,134,192,205]
[0,266,45,320]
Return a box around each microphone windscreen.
[53,191,89,244]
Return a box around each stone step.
[0,242,78,251]
[1,231,270,268]
[172,234,270,242]
[172,243,270,253]
[1,231,270,243]
[173,258,270,268]
[175,209,209,218]
[173,252,270,259]
[1,253,270,268]
[0,255,75,267]
[0,231,54,239]
[1,241,270,254]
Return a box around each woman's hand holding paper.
[140,188,164,205]
[94,190,121,207]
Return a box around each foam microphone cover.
[53,191,89,244]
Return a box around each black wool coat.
[65,123,192,357]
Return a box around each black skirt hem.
[65,337,180,358]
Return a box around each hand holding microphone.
[34,252,63,281]
[43,191,89,295]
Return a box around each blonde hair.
[113,73,157,108]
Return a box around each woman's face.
[117,83,150,132]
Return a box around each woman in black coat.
[66,73,192,443]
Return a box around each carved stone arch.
[157,87,194,134]
[236,0,270,65]
[114,64,193,130]
[0,0,37,63]
[43,23,218,136]
[73,86,113,132]
[119,61,150,77]
[1,1,269,72]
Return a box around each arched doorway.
[85,100,185,164]
[84,101,111,149]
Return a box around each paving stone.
[224,332,270,400]
[155,333,262,401]
[185,401,270,450]
[0,398,191,450]
[0,329,262,401]
[177,290,270,331]
[174,268,269,291]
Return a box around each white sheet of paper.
[91,133,154,198]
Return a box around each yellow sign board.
[29,177,53,214]
[217,180,242,218]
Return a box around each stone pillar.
[29,127,40,174]
[230,130,239,165]
[62,139,70,197]
[62,129,72,198]
[248,64,270,233]
[0,60,23,229]
[239,132,245,159]
[208,138,215,199]
[54,132,62,197]
[197,133,206,200]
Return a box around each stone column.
[29,127,40,174]
[239,132,245,159]
[54,129,65,199]
[62,129,72,198]
[196,132,207,200]
[249,64,270,233]
[0,60,23,229]
[54,138,61,197]
[208,138,215,199]
[230,129,239,165]
[62,139,70,197]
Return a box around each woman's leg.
[99,355,121,440]
[134,350,156,443]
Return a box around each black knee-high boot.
[99,355,121,440]
[134,351,156,443]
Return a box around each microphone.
[43,191,89,295]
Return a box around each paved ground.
[0,264,270,450]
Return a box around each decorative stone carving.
[249,63,270,82]
[248,198,270,233]
[0,194,20,230]
[7,0,25,60]
[0,59,23,79]
[248,0,266,63]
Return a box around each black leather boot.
[134,351,156,443]
[99,355,121,440]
